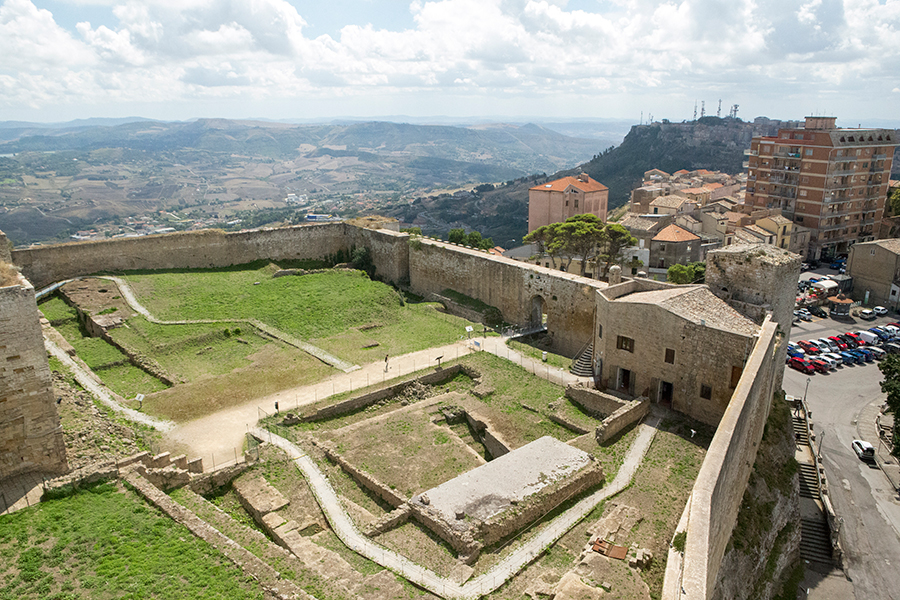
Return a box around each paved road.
[254,415,659,599]
[785,312,900,600]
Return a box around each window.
[598,325,603,339]
[730,366,743,389]
[805,149,813,156]
[665,348,675,364]
[616,336,634,352]
[700,384,712,400]
[659,244,666,251]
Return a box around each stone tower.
[706,244,800,389]
[0,248,68,481]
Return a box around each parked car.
[816,354,838,370]
[798,340,821,354]
[860,309,876,320]
[827,336,848,350]
[808,306,828,318]
[839,333,860,348]
[817,338,839,353]
[796,310,812,322]
[852,439,875,461]
[839,350,860,365]
[843,349,865,364]
[854,331,875,345]
[808,359,830,373]
[883,343,900,355]
[874,306,888,316]
[821,351,843,365]
[788,357,815,374]
[869,327,892,342]
[855,347,876,362]
[830,260,846,270]
[868,346,886,360]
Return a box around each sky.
[1,0,899,125]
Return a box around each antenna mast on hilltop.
[693,102,698,121]
[701,101,706,118]
[717,100,722,118]
[730,104,739,119]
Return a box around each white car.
[852,439,875,461]
[874,306,888,316]
[860,309,876,320]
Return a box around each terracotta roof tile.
[529,175,608,193]
[652,224,700,243]
[650,195,688,208]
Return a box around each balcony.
[742,161,750,169]
[828,168,856,176]
[743,149,758,156]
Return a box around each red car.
[798,340,821,355]
[788,357,815,374]
[808,359,830,373]
[828,336,848,350]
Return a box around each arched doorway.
[530,295,548,329]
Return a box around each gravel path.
[253,414,659,599]
[44,337,174,432]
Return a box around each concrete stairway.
[570,342,594,377]
[800,517,834,566]
[798,463,821,500]
[793,416,810,445]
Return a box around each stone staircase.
[793,416,810,445]
[800,517,834,566]
[570,342,594,377]
[797,463,821,500]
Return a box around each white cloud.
[0,0,898,120]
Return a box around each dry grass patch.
[0,262,18,287]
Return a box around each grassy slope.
[0,483,262,600]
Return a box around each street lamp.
[803,377,811,405]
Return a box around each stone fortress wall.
[666,316,780,600]
[3,223,796,598]
[0,273,68,480]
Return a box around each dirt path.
[164,341,475,468]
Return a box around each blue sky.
[1,0,898,125]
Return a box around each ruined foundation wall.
[666,317,779,600]
[0,274,68,480]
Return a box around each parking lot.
[784,308,900,600]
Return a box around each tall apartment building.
[744,116,896,260]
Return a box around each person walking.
[384,354,389,372]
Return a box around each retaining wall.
[322,444,408,508]
[303,364,478,422]
[463,411,512,459]
[565,386,627,418]
[665,316,779,600]
[595,398,650,444]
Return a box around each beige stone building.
[528,173,608,233]
[846,238,900,308]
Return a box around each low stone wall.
[547,413,591,435]
[322,443,408,508]
[464,411,512,459]
[304,364,480,422]
[565,386,627,418]
[124,471,312,600]
[595,398,650,444]
[479,461,604,547]
[188,462,248,495]
[364,504,412,537]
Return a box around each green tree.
[401,226,422,235]
[879,354,900,457]
[889,187,900,217]
[448,228,466,244]
[598,223,637,276]
[465,231,483,248]
[667,262,706,284]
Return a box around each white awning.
[812,279,839,291]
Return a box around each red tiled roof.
[673,169,690,175]
[703,183,723,190]
[529,175,608,193]
[652,224,700,243]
